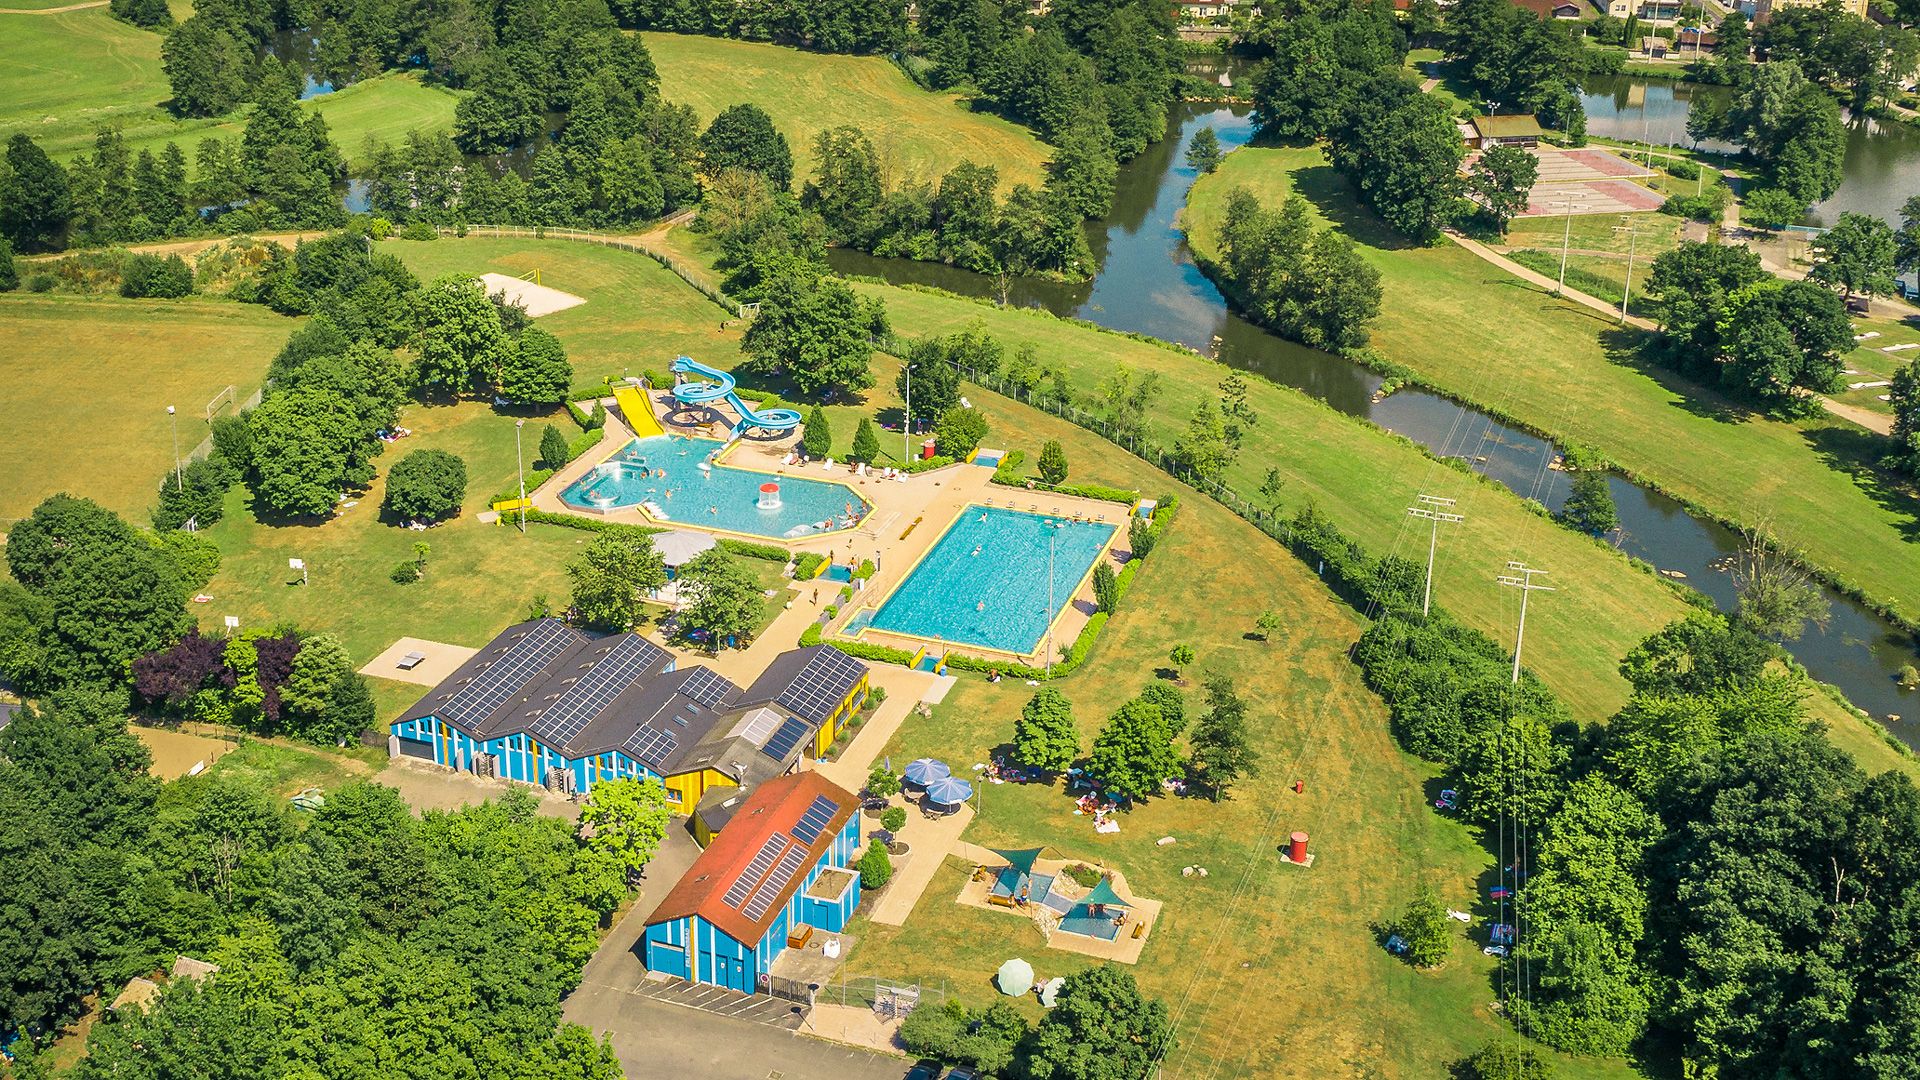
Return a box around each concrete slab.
[478,272,587,317]
[359,637,480,687]
[1521,179,1667,218]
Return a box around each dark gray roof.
[737,645,868,724]
[0,702,18,732]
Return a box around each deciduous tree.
[1014,686,1079,772]
[677,549,762,647]
[567,531,668,632]
[579,777,671,885]
[382,448,468,522]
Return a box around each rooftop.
[1471,114,1545,139]
[647,772,857,946]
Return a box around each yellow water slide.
[612,385,666,439]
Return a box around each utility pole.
[1406,495,1465,616]
[1613,216,1656,324]
[1496,562,1554,685]
[902,360,912,464]
[167,406,182,491]
[515,419,527,533]
[1549,196,1593,295]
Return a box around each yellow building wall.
[662,768,738,814]
[811,674,872,759]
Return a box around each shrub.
[0,237,16,291]
[27,272,55,293]
[1665,158,1701,180]
[865,685,886,708]
[1394,884,1452,968]
[390,560,422,584]
[881,807,907,831]
[1459,1041,1554,1080]
[794,552,827,579]
[856,838,894,888]
[539,423,570,469]
[120,253,193,298]
[934,406,989,458]
[1064,863,1102,888]
[799,622,823,646]
[401,220,439,240]
[1038,439,1069,484]
[382,448,468,522]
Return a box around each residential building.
[641,772,863,995]
[1757,0,1867,17]
[1514,0,1582,18]
[389,619,870,814]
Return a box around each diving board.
[612,386,666,439]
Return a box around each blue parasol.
[903,758,952,785]
[924,775,974,806]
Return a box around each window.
[666,787,682,803]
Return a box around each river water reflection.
[830,83,1919,734]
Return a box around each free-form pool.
[559,436,868,539]
[870,506,1117,655]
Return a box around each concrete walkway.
[867,803,974,926]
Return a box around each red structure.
[1287,831,1309,864]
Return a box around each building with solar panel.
[641,772,861,995]
[388,620,872,824]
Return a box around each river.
[828,77,1920,737]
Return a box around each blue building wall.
[390,712,667,795]
[640,813,863,995]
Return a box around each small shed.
[1468,115,1544,149]
[1641,35,1669,58]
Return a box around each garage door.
[396,736,435,760]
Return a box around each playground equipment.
[670,356,803,438]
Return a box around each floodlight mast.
[1405,495,1465,616]
[1496,562,1554,684]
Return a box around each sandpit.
[478,272,587,317]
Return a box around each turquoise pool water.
[870,506,1117,654]
[559,436,868,539]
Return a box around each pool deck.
[526,388,1134,667]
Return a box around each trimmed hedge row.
[989,473,1139,505]
[519,508,668,537]
[719,538,790,561]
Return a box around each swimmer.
[972,546,981,557]
[709,506,718,515]
[666,489,675,498]
[976,601,985,612]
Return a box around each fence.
[815,975,946,1017]
[184,386,264,464]
[437,224,744,318]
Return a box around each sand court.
[478,273,587,317]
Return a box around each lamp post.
[902,360,911,463]
[167,406,182,491]
[515,419,527,533]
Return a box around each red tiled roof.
[646,772,858,947]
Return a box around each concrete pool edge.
[852,501,1122,664]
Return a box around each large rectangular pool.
[559,436,868,539]
[869,506,1117,655]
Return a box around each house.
[1466,115,1545,149]
[641,772,863,995]
[1514,0,1582,18]
[1179,0,1232,18]
[1758,0,1866,17]
[109,956,220,1015]
[388,619,870,812]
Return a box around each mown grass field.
[1185,144,1920,636]
[0,293,290,523]
[0,6,460,169]
[844,455,1641,1080]
[642,32,1052,191]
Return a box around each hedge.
[990,473,1139,505]
[565,400,602,431]
[518,508,668,537]
[489,469,555,509]
[719,538,790,561]
[991,449,1027,485]
[830,640,916,665]
[567,427,604,461]
[794,552,828,579]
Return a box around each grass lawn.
[387,235,742,385]
[0,4,460,171]
[642,32,1052,191]
[1829,310,1920,421]
[845,487,1643,1080]
[1185,144,1920,636]
[1502,209,1683,259]
[203,735,383,797]
[0,292,291,522]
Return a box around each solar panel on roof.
[530,635,660,747]
[624,726,677,767]
[678,666,738,709]
[761,717,811,760]
[788,794,839,845]
[439,620,576,729]
[776,649,863,723]
[722,836,787,908]
[743,843,812,921]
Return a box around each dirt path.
[1817,397,1894,435]
[1446,229,1657,329]
[22,231,329,264]
[0,1,108,11]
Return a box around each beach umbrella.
[924,775,973,806]
[997,958,1035,997]
[903,758,951,785]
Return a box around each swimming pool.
[559,436,869,539]
[869,506,1117,655]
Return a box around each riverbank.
[1184,143,1920,645]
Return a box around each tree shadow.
[1594,327,1772,427]
[1802,427,1920,543]
[1286,164,1422,253]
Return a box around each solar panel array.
[761,717,811,761]
[729,707,783,744]
[722,836,788,908]
[777,648,864,722]
[678,666,738,710]
[529,635,660,746]
[440,621,577,728]
[624,726,678,768]
[788,795,839,845]
[743,842,813,921]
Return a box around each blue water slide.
[669,356,803,434]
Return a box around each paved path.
[867,802,974,925]
[0,1,107,12]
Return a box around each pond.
[830,77,1920,736]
